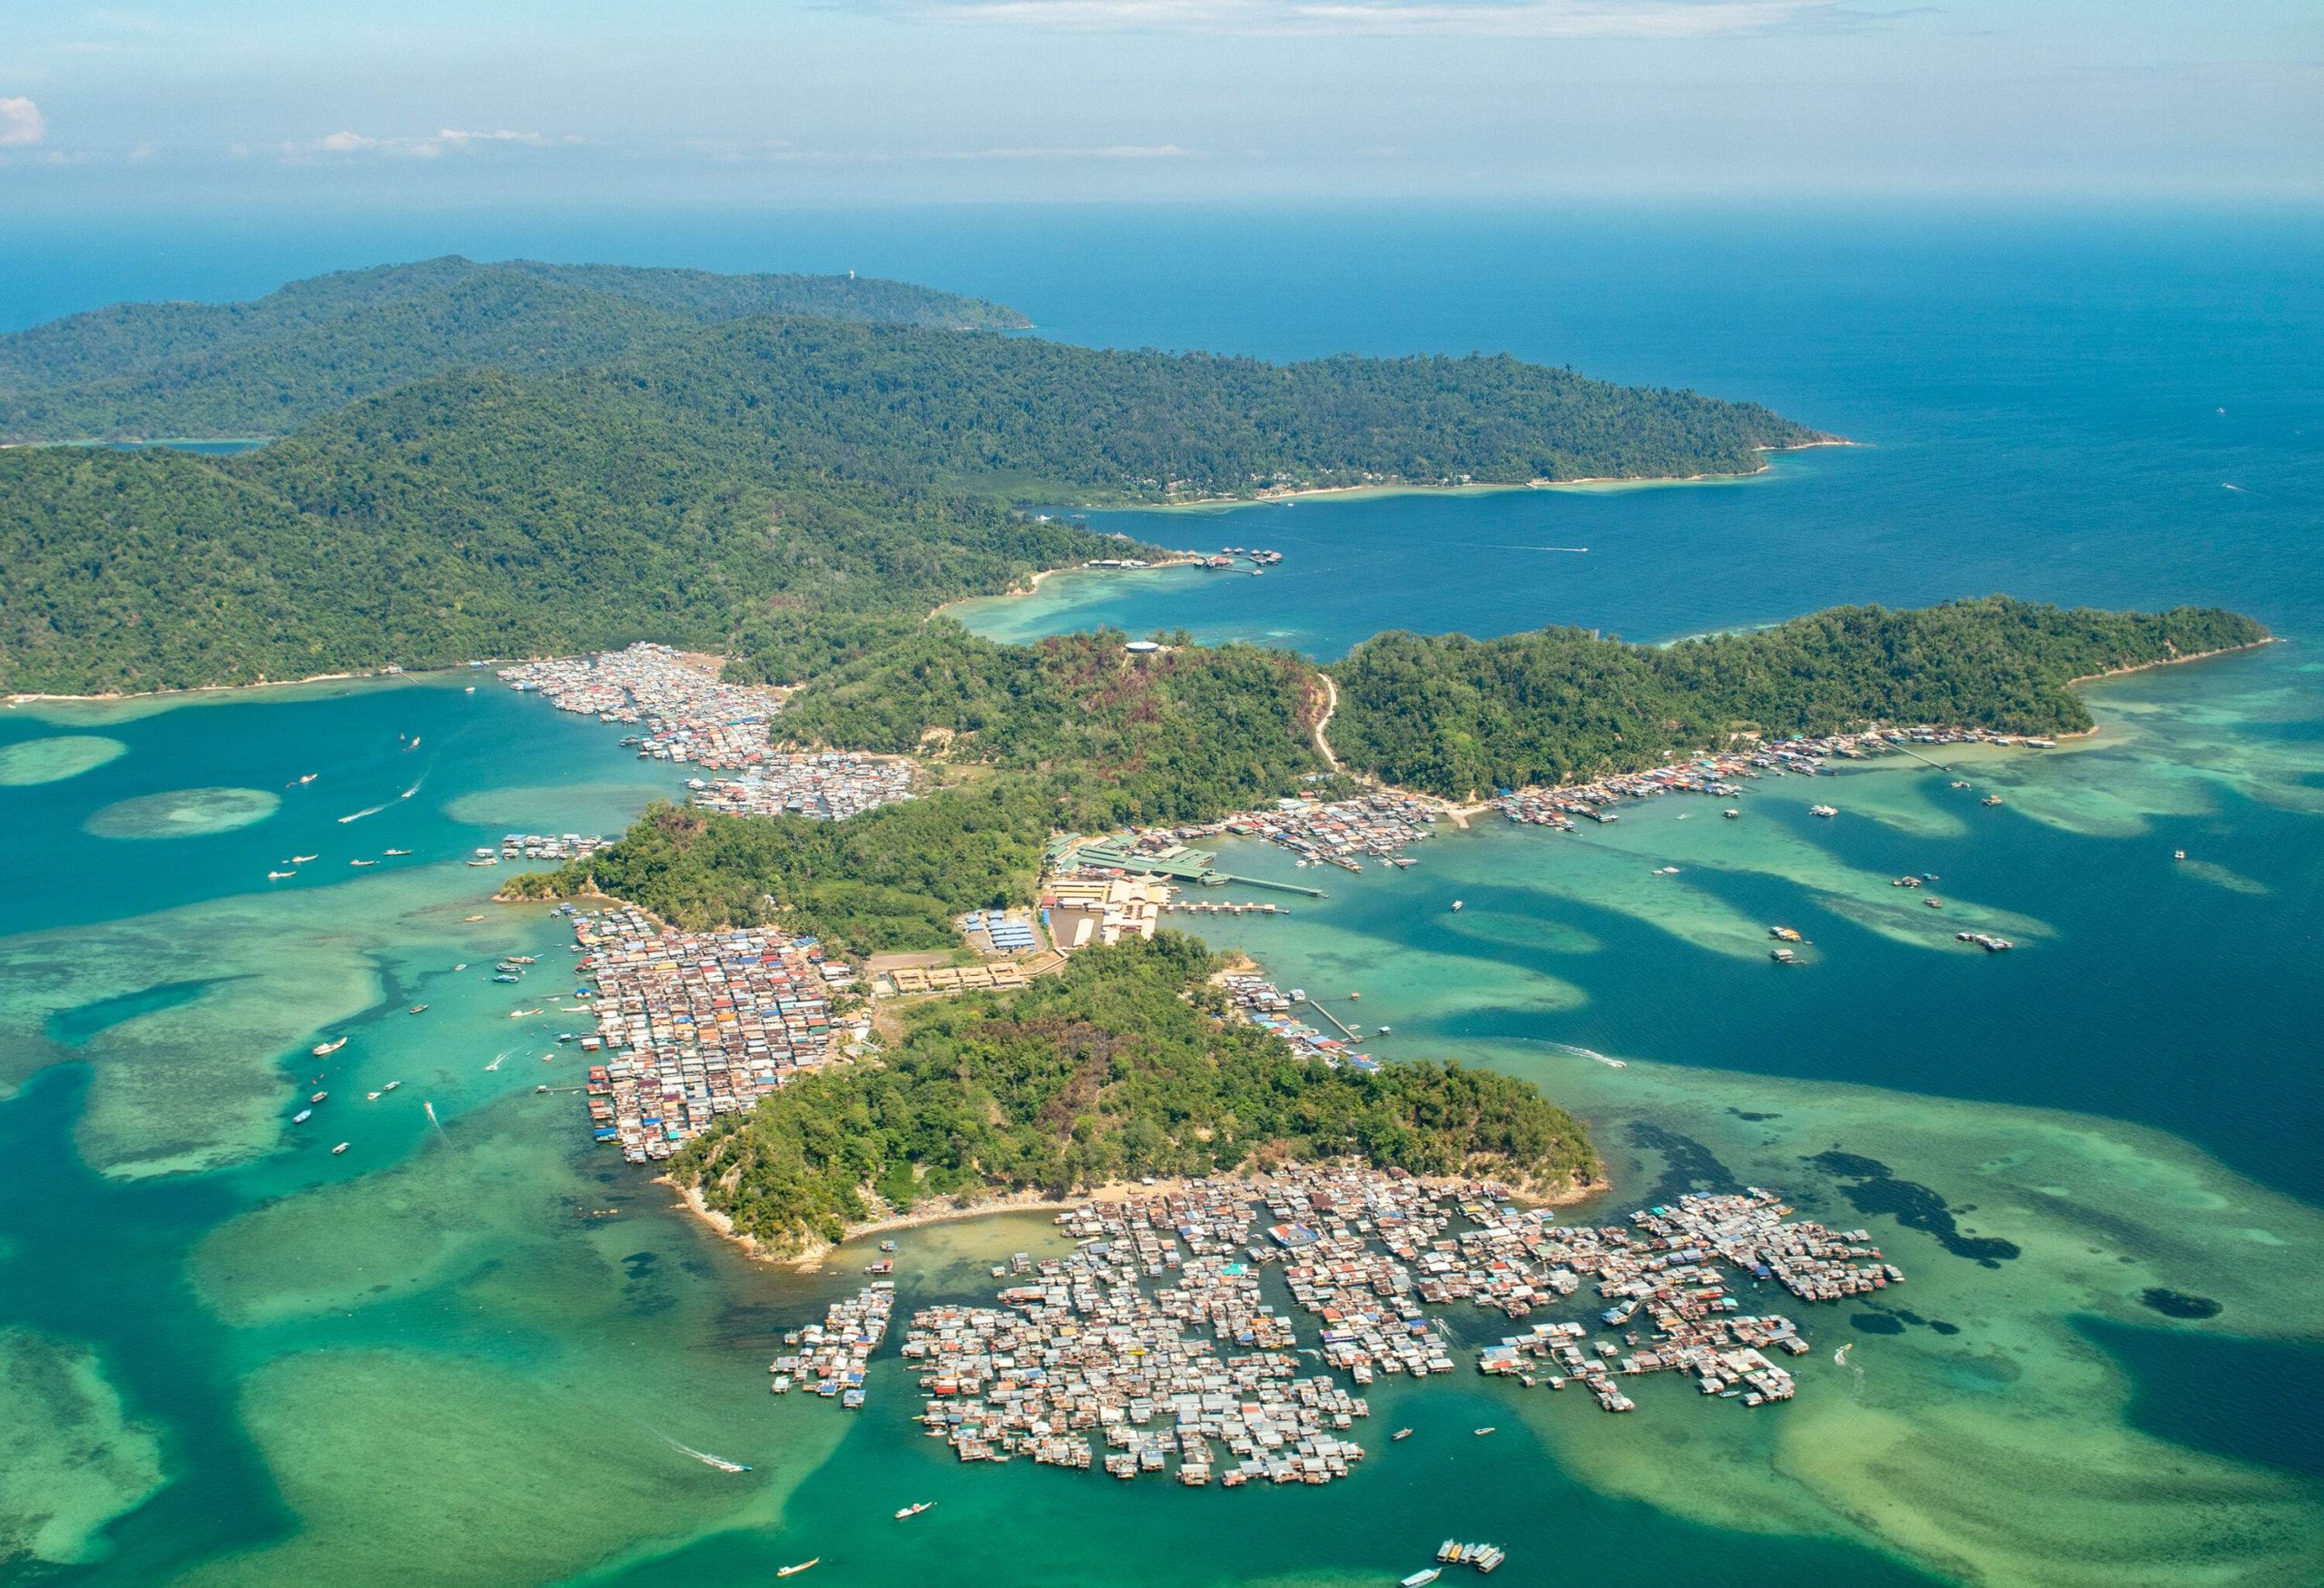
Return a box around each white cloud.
[289,126,559,161]
[939,143,1200,159]
[874,0,1856,35]
[0,97,46,147]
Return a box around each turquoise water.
[4,210,2321,1585]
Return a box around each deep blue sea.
[3,205,2320,1588]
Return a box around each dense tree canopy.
[1,260,1829,694]
[675,934,1598,1256]
[0,256,1028,440]
[767,622,1334,829]
[1326,597,2270,797]
[502,785,1052,960]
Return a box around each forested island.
[505,598,2265,957]
[1324,598,2272,797]
[2,260,1823,695]
[673,934,1597,1258]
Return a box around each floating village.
[570,907,865,1162]
[690,752,917,821]
[500,642,787,769]
[763,1165,1902,1507]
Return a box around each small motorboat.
[1451,900,1463,912]
[382,1080,400,1092]
[366,1090,381,1101]
[775,1563,818,1579]
[310,1090,329,1104]
[384,847,412,856]
[1402,1571,1443,1588]
[292,853,319,863]
[312,1038,347,1057]
[1472,1426,1496,1436]
[331,1141,350,1156]
[350,858,378,867]
[1392,1427,1414,1441]
[409,1004,428,1014]
[291,1109,312,1125]
[268,870,297,880]
[895,1501,934,1519]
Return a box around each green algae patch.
[0,735,128,785]
[0,1329,164,1568]
[84,785,279,839]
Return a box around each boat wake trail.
[399,774,425,801]
[1546,1041,1629,1070]
[423,1100,449,1142]
[659,1435,752,1473]
[337,802,390,824]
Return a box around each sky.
[0,1,2319,209]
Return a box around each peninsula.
[2,260,1822,696]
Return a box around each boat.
[384,848,412,856]
[292,853,319,863]
[1722,808,1741,819]
[350,858,377,867]
[268,870,296,880]
[295,774,318,785]
[2174,849,2188,861]
[312,1038,347,1057]
[1392,1427,1414,1441]
[1982,794,2004,807]
[1402,1571,1443,1588]
[1810,804,1838,818]
[1451,900,1463,912]
[367,1090,381,1101]
[1768,926,1805,943]
[382,1080,400,1092]
[409,1004,428,1014]
[331,1141,350,1155]
[310,1090,329,1104]
[291,1109,312,1124]
[1472,1426,1496,1436]
[1835,1342,1854,1366]
[775,1562,818,1579]
[894,1501,935,1518]
[453,963,467,972]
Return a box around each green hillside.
[0,257,1029,441]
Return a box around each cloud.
[868,0,1861,35]
[0,97,46,147]
[937,143,1200,159]
[288,126,560,161]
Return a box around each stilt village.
[569,906,865,1163]
[764,1167,1903,1500]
